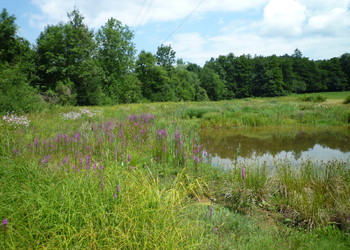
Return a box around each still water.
[200,127,350,168]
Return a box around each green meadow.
[1,92,350,249]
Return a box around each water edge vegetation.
[1,93,350,249]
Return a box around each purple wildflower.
[163,142,167,153]
[34,137,39,147]
[2,219,8,226]
[118,128,124,137]
[101,178,105,190]
[127,154,131,163]
[62,155,70,164]
[116,184,121,193]
[113,193,117,199]
[157,129,168,139]
[209,204,213,217]
[241,167,246,180]
[85,154,91,167]
[191,155,199,164]
[174,131,181,141]
[213,227,218,233]
[41,155,51,165]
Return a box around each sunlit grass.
[1,93,350,248]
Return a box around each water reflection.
[200,127,350,168]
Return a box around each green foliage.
[54,79,77,105]
[0,9,30,65]
[200,66,226,101]
[156,44,176,69]
[2,8,350,109]
[343,95,350,104]
[0,63,42,114]
[300,94,327,103]
[96,18,138,103]
[1,102,350,248]
[183,106,220,119]
[36,9,103,106]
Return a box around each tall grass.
[214,160,350,230]
[1,95,350,248]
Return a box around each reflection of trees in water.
[200,129,350,160]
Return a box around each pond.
[200,127,350,169]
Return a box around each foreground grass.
[1,92,350,248]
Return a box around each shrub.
[343,95,350,104]
[183,107,220,118]
[300,95,327,103]
[0,65,43,114]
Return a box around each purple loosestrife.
[174,131,181,141]
[209,204,213,217]
[127,154,131,163]
[203,150,208,157]
[241,167,246,180]
[2,218,8,232]
[34,137,39,148]
[41,155,51,166]
[101,178,105,191]
[118,128,124,138]
[85,154,91,169]
[191,156,199,165]
[163,142,167,153]
[157,129,168,140]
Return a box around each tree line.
[1,8,349,113]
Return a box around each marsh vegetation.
[1,93,350,248]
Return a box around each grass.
[1,91,350,248]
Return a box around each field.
[1,92,350,249]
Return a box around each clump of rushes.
[273,161,350,229]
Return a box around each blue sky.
[2,0,350,65]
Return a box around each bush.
[300,95,327,103]
[183,107,220,118]
[343,95,350,104]
[0,65,43,113]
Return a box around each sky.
[2,0,350,65]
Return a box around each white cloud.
[170,33,211,64]
[306,8,350,35]
[30,0,268,29]
[299,0,350,12]
[171,28,349,65]
[260,0,307,36]
[29,0,350,65]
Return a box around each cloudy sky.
[3,0,350,65]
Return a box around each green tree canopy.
[36,9,104,105]
[156,44,176,69]
[0,8,30,65]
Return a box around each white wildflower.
[60,112,82,120]
[60,109,101,120]
[2,113,30,128]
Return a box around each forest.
[1,8,350,113]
